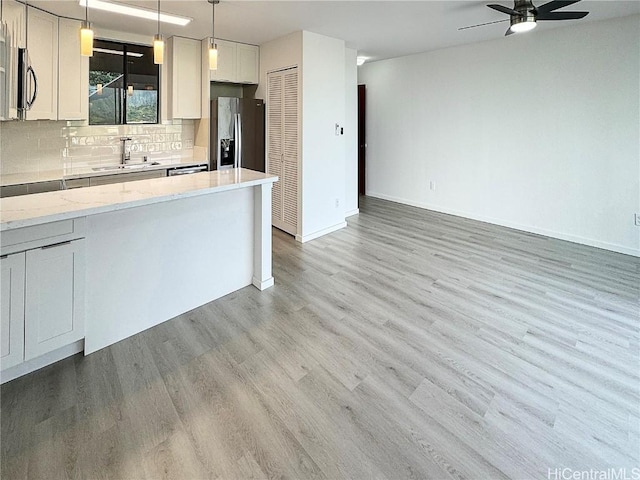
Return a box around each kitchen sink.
[92,162,161,171]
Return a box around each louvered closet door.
[267,67,299,236]
[267,73,284,225]
[282,70,299,233]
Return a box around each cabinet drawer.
[0,218,86,256]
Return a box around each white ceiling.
[28,0,640,62]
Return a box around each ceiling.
[28,1,640,62]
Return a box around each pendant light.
[153,0,164,64]
[208,0,219,70]
[80,0,94,56]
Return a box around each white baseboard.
[345,208,360,217]
[367,191,640,258]
[296,221,347,243]
[1,340,84,384]
[253,276,274,291]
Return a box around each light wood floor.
[2,196,639,479]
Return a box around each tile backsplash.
[0,120,196,176]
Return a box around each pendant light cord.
[85,0,88,24]
[157,0,160,36]
[212,0,215,43]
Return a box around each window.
[88,40,159,125]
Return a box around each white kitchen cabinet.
[168,36,201,119]
[26,6,58,120]
[1,253,25,371]
[210,39,259,85]
[236,43,259,84]
[58,17,88,121]
[3,0,25,48]
[210,39,236,83]
[24,239,85,361]
[1,0,25,120]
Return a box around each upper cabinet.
[236,43,259,84]
[167,36,202,119]
[210,39,259,85]
[1,2,86,121]
[2,0,25,48]
[1,0,25,120]
[26,6,58,121]
[58,18,88,121]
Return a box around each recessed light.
[78,0,192,26]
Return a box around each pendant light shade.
[153,34,164,64]
[153,0,164,64]
[80,1,93,56]
[208,0,219,71]
[209,39,218,70]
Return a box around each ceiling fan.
[460,0,589,36]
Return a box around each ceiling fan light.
[509,19,537,33]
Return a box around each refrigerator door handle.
[236,113,242,169]
[233,114,239,169]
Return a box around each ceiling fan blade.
[537,10,589,20]
[487,4,524,16]
[458,19,509,31]
[535,0,581,13]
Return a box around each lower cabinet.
[0,253,26,370]
[0,238,85,370]
[89,170,165,186]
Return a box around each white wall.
[344,48,359,217]
[301,31,347,240]
[359,15,640,256]
[256,31,302,100]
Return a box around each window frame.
[89,39,160,126]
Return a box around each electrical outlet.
[430,181,436,191]
[335,198,340,208]
[635,213,640,226]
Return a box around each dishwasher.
[166,164,208,176]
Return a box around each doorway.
[358,84,366,202]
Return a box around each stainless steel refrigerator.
[210,97,265,172]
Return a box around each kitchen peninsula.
[0,169,277,382]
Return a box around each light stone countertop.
[62,157,208,180]
[0,157,208,187]
[0,169,278,231]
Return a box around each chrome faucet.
[120,137,132,165]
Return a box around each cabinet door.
[267,71,283,223]
[24,239,84,361]
[236,44,259,84]
[58,18,88,120]
[210,39,236,83]
[2,0,26,120]
[171,36,201,119]
[1,253,25,371]
[281,69,299,233]
[89,170,165,186]
[26,7,58,120]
